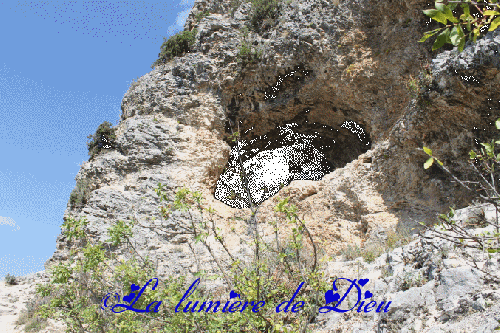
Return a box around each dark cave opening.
[214,121,371,208]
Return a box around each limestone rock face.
[40,0,500,329]
[314,204,500,333]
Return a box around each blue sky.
[0,0,195,280]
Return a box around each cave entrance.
[215,108,372,208]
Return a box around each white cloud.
[0,216,20,231]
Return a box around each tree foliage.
[420,0,500,52]
[230,0,284,32]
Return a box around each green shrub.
[86,121,116,160]
[4,273,17,285]
[248,0,283,32]
[421,119,500,276]
[362,243,385,263]
[31,186,329,332]
[128,76,141,92]
[151,29,198,69]
[398,271,428,291]
[69,178,92,209]
[231,0,283,31]
[194,11,210,23]
[339,243,364,261]
[385,227,413,250]
[237,40,263,66]
[340,243,384,263]
[230,0,243,17]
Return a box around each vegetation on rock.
[87,121,116,160]
[13,1,500,331]
[421,118,500,282]
[4,273,17,285]
[15,292,51,332]
[235,26,261,67]
[194,11,210,23]
[339,228,413,263]
[231,0,285,32]
[25,192,328,332]
[23,126,332,332]
[237,40,263,67]
[151,29,198,69]
[248,0,283,33]
[69,178,92,209]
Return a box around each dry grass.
[339,227,414,263]
[15,292,51,332]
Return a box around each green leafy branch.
[420,0,500,52]
[419,118,500,282]
[422,146,445,169]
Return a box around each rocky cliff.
[29,0,500,331]
[46,0,500,270]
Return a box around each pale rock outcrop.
[4,0,500,331]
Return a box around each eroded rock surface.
[46,0,500,275]
[5,0,500,331]
[313,204,500,333]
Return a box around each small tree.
[146,119,329,331]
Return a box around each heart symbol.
[364,290,373,299]
[324,290,340,304]
[122,293,136,303]
[130,284,140,292]
[358,278,369,287]
[229,290,240,299]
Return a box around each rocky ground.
[0,272,66,333]
[310,203,500,332]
